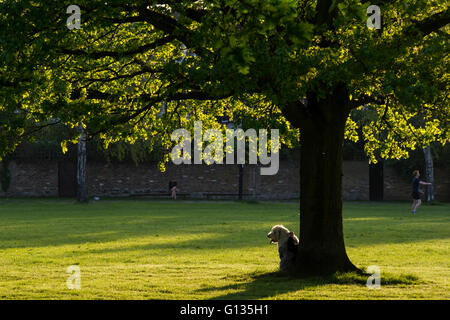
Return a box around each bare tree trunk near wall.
[77,125,88,203]
[252,166,256,199]
[238,164,243,200]
[369,159,384,201]
[423,146,434,202]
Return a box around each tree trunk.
[423,146,434,202]
[77,125,88,203]
[238,164,243,200]
[291,85,359,276]
[369,159,384,201]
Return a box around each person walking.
[169,179,178,200]
[411,170,432,214]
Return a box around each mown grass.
[0,199,448,300]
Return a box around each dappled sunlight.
[344,217,390,221]
[0,200,448,299]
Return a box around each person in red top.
[411,170,432,214]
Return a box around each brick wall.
[1,159,449,201]
[1,160,58,197]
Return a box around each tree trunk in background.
[238,164,243,200]
[77,125,88,203]
[0,156,11,193]
[423,147,434,202]
[292,84,358,276]
[369,159,384,201]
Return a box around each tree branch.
[60,35,175,59]
[282,100,308,129]
[314,0,336,27]
[184,8,208,22]
[350,95,385,109]
[406,7,450,37]
[107,7,211,57]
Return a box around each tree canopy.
[1,0,448,162]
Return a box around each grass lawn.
[0,199,448,300]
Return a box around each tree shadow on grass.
[0,200,448,250]
[197,271,420,300]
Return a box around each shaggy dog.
[267,225,299,272]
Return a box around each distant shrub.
[0,158,11,192]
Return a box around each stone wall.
[1,160,58,197]
[1,159,449,201]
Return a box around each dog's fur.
[267,225,299,272]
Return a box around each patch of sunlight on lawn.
[0,199,448,299]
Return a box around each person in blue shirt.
[411,170,432,214]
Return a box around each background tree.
[1,0,448,275]
[423,146,434,202]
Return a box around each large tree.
[1,0,449,275]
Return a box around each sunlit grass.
[0,199,448,299]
